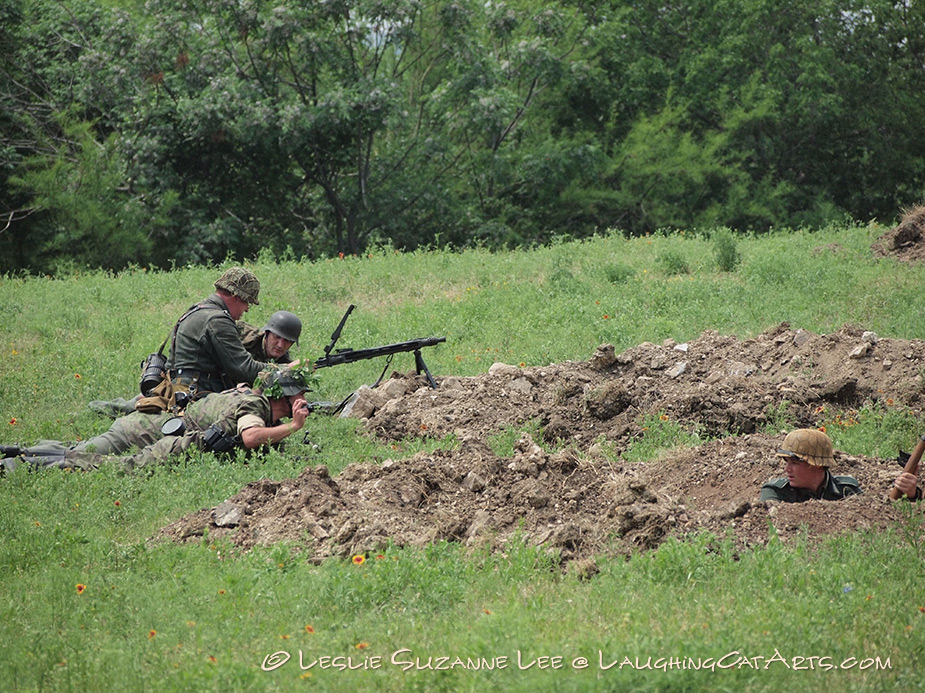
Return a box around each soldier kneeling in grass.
[0,366,312,474]
[760,428,923,502]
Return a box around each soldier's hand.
[291,398,310,428]
[894,471,919,499]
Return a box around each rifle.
[312,305,446,389]
[890,434,925,500]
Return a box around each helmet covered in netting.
[257,365,313,398]
[214,267,260,305]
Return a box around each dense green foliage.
[3,0,925,272]
[2,226,925,690]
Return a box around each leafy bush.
[713,228,741,272]
[657,248,690,275]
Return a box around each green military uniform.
[167,294,270,394]
[238,321,292,363]
[759,470,862,503]
[11,389,273,473]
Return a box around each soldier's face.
[783,456,825,491]
[224,295,249,320]
[265,332,294,359]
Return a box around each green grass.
[2,222,925,691]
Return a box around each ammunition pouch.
[135,376,192,414]
[203,424,237,455]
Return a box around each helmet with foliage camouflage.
[776,429,834,467]
[257,364,314,398]
[214,267,260,305]
[262,310,301,344]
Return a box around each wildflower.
[8,417,15,425]
[338,252,344,259]
[483,609,492,615]
[114,500,120,507]
[280,634,290,640]
[352,555,366,565]
[305,625,315,633]
[603,314,610,319]
[659,414,669,422]
[843,585,853,593]
[866,595,873,601]
[35,522,40,527]
[376,554,385,560]
[218,589,225,595]
[300,672,312,679]
[208,656,217,663]
[818,425,826,433]
[519,362,526,367]
[919,607,925,613]
[356,642,369,649]
[887,398,894,406]
[76,584,86,595]
[74,373,81,379]
[148,630,157,639]
[11,349,18,355]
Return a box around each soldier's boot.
[88,397,138,418]
[0,444,22,457]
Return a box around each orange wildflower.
[76,584,86,594]
[355,642,369,649]
[352,555,365,565]
[305,625,315,633]
[148,630,157,639]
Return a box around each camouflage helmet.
[262,310,301,344]
[776,429,834,467]
[258,365,313,398]
[214,267,260,305]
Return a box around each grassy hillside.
[1,223,924,692]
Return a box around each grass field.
[1,223,925,692]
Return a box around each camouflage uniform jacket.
[166,294,270,394]
[759,470,862,503]
[238,321,292,363]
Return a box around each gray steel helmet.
[258,366,312,397]
[214,267,260,305]
[262,310,302,344]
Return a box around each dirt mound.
[156,323,924,562]
[873,204,925,262]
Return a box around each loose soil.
[158,322,925,564]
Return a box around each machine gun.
[312,305,446,389]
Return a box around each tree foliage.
[2,0,925,273]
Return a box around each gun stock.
[890,434,925,500]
